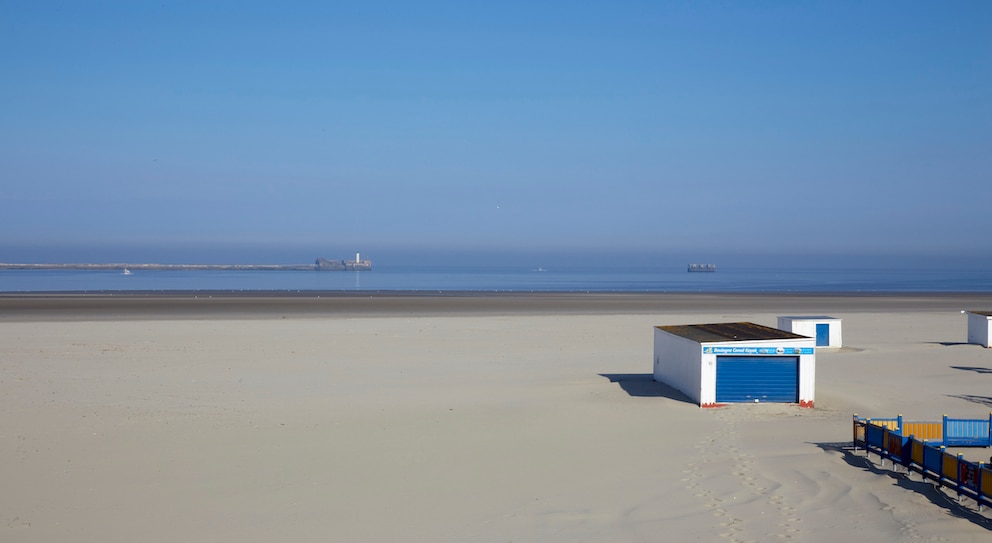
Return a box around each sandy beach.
[2,292,992,542]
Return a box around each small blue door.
[815,323,829,346]
[716,356,799,403]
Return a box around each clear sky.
[2,2,990,265]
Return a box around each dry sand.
[2,293,992,542]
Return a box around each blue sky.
[2,1,990,264]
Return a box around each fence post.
[943,414,948,445]
[980,462,985,512]
[940,445,947,483]
[894,414,903,471]
[853,414,858,451]
[957,454,965,504]
[865,418,872,459]
[885,428,894,468]
[906,435,914,479]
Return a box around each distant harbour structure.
[0,255,372,272]
[315,252,372,271]
[688,263,716,273]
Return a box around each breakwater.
[0,257,372,272]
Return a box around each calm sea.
[2,266,991,293]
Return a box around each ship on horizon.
[688,263,716,272]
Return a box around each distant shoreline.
[0,258,370,272]
[0,262,316,271]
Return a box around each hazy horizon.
[3,240,991,272]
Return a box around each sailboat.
[122,268,132,275]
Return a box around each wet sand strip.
[2,291,990,321]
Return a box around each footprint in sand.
[676,408,806,542]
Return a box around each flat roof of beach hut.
[657,322,807,342]
[653,322,816,408]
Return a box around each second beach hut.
[777,316,842,348]
[653,322,816,408]
[964,311,992,348]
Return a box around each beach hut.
[777,316,842,348]
[964,311,992,348]
[653,322,816,408]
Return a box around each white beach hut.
[653,322,816,408]
[964,311,992,348]
[777,316,842,348]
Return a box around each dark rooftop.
[656,322,809,343]
[967,311,992,317]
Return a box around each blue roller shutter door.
[716,356,799,403]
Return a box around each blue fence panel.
[865,424,886,450]
[944,417,992,447]
[922,445,944,477]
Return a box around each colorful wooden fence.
[853,414,992,447]
[852,414,992,511]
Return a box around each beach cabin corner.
[777,316,842,348]
[964,311,992,348]
[653,322,816,408]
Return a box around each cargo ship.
[687,264,716,272]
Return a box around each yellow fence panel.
[901,422,942,441]
[871,420,899,430]
[910,440,925,465]
[941,452,958,480]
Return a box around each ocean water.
[2,265,991,293]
